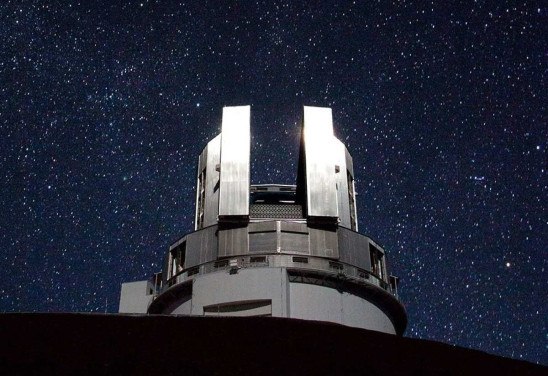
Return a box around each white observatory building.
[119,106,407,335]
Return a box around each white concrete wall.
[289,282,396,334]
[169,299,192,314]
[154,268,396,334]
[191,267,290,317]
[119,281,153,314]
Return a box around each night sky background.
[1,0,546,365]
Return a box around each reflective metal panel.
[249,232,277,253]
[185,225,218,268]
[345,146,358,231]
[218,224,249,257]
[333,139,351,228]
[195,147,206,230]
[338,227,370,271]
[331,140,358,230]
[279,221,308,234]
[248,221,277,233]
[302,106,338,219]
[195,135,221,230]
[279,232,309,254]
[219,106,250,217]
[345,144,354,177]
[204,135,221,228]
[308,225,339,258]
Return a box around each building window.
[170,242,186,277]
[203,300,272,317]
[369,243,384,280]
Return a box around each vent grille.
[250,204,303,219]
[214,260,229,268]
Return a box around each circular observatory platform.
[119,106,407,336]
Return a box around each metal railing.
[159,254,396,298]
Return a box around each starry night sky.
[1,0,546,364]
